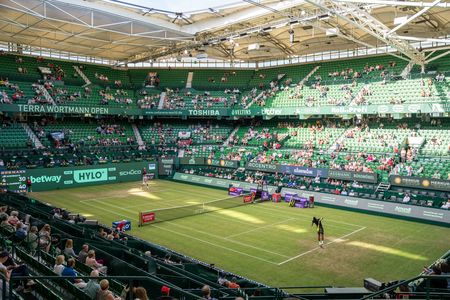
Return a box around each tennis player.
[312,217,325,248]
[142,167,149,190]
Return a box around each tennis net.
[139,194,250,226]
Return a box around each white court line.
[254,204,364,228]
[150,223,279,265]
[80,198,275,260]
[277,226,367,265]
[81,199,138,214]
[81,200,138,221]
[225,218,296,239]
[167,222,290,258]
[81,195,128,201]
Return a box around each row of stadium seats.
[0,192,274,299]
[1,117,448,180]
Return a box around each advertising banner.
[246,162,377,183]
[1,102,448,117]
[158,157,175,176]
[173,173,278,194]
[228,186,244,196]
[389,175,450,192]
[14,162,156,192]
[246,162,278,172]
[279,165,328,178]
[206,158,239,168]
[327,169,378,183]
[281,188,450,225]
[179,157,205,165]
[139,212,155,226]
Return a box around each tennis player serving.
[312,217,325,248]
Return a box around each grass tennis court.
[31,180,449,288]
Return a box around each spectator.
[133,287,149,300]
[38,224,51,252]
[96,279,121,300]
[84,270,100,299]
[63,239,78,259]
[157,285,174,300]
[53,255,65,275]
[7,211,19,226]
[402,193,411,203]
[0,251,32,289]
[227,277,240,289]
[78,244,89,263]
[61,258,86,288]
[429,265,448,289]
[86,250,107,274]
[201,285,217,300]
[25,226,39,251]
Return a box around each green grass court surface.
[31,180,449,288]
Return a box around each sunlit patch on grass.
[80,213,94,217]
[276,224,307,233]
[127,188,161,200]
[213,208,264,224]
[186,201,201,205]
[347,241,427,260]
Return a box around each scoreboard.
[0,169,27,193]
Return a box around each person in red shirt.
[227,278,240,289]
[26,177,32,193]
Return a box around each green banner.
[389,175,450,192]
[1,102,448,117]
[173,172,277,193]
[246,162,278,172]
[206,158,239,168]
[0,162,156,192]
[179,157,238,168]
[179,157,205,165]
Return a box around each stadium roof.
[0,0,449,64]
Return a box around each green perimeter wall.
[2,162,156,192]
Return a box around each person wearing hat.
[156,285,174,300]
[0,250,32,289]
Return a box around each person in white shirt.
[53,255,65,275]
[402,193,411,203]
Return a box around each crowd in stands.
[137,90,160,109]
[0,201,163,299]
[0,78,24,104]
[162,88,243,110]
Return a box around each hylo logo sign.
[74,168,108,183]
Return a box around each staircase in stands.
[73,66,91,86]
[132,124,146,150]
[158,92,166,109]
[376,182,391,193]
[21,123,44,149]
[37,85,55,105]
[223,125,240,146]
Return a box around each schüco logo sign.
[119,169,142,176]
[74,168,108,183]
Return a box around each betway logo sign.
[74,168,108,183]
[30,175,62,184]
